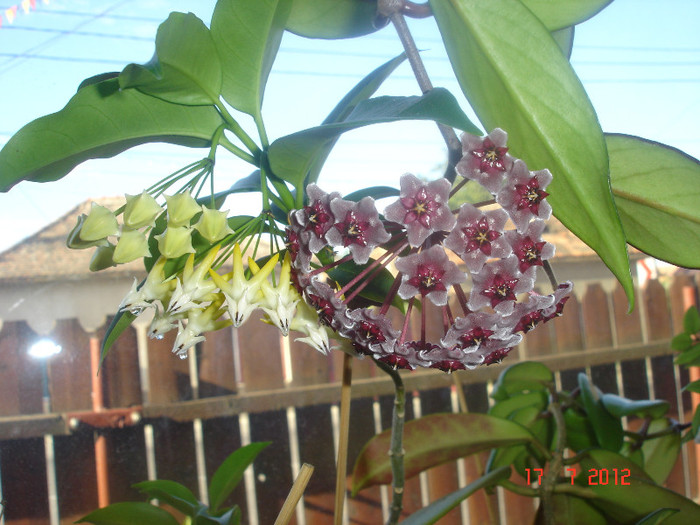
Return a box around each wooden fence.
[0,273,698,525]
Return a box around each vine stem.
[542,386,567,525]
[375,358,406,525]
[381,0,462,183]
[333,353,353,525]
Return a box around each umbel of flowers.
[287,129,572,372]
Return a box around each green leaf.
[0,79,223,192]
[533,494,608,525]
[635,509,681,525]
[578,374,623,452]
[551,26,575,59]
[352,412,534,494]
[285,0,380,39]
[343,186,400,203]
[692,407,700,437]
[580,448,654,482]
[491,361,554,401]
[132,480,199,516]
[400,466,511,525]
[587,475,700,524]
[211,0,291,117]
[600,394,669,419]
[641,419,681,485]
[431,0,633,308]
[101,310,137,365]
[268,89,480,190]
[564,407,598,451]
[684,306,700,334]
[519,0,614,31]
[487,405,550,477]
[608,134,700,269]
[119,12,222,106]
[489,390,549,419]
[77,502,180,525]
[209,442,270,514]
[683,380,700,394]
[305,53,407,187]
[671,333,693,352]
[674,344,700,367]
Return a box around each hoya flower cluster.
[287,129,572,371]
[68,191,334,358]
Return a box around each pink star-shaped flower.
[469,256,534,315]
[326,196,390,264]
[505,220,555,275]
[444,203,511,273]
[395,246,466,306]
[457,128,514,193]
[496,160,552,232]
[384,173,455,247]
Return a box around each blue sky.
[0,0,698,252]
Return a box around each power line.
[0,24,153,42]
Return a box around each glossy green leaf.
[671,332,693,352]
[491,361,554,401]
[533,494,607,525]
[431,0,633,308]
[683,380,700,394]
[133,480,199,516]
[101,310,137,365]
[684,306,700,334]
[587,474,700,524]
[692,407,700,436]
[641,419,681,485]
[578,374,623,452]
[580,448,653,482]
[352,412,533,494]
[600,393,669,419]
[489,390,549,419]
[77,502,179,525]
[400,466,511,525]
[519,0,613,31]
[285,0,380,39]
[487,405,550,477]
[635,509,681,525]
[564,407,598,451]
[119,12,222,105]
[0,79,223,192]
[551,26,575,59]
[211,0,291,117]
[305,53,407,187]
[343,186,399,203]
[674,344,700,366]
[268,89,480,190]
[209,442,270,513]
[608,133,700,268]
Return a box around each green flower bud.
[66,214,109,249]
[113,229,150,264]
[194,205,234,243]
[89,243,117,272]
[123,191,163,230]
[164,191,201,227]
[155,226,195,259]
[81,202,119,241]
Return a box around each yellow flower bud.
[155,226,195,259]
[66,214,109,249]
[89,243,117,271]
[194,205,234,243]
[164,191,201,227]
[123,191,163,229]
[81,202,118,241]
[113,229,150,263]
